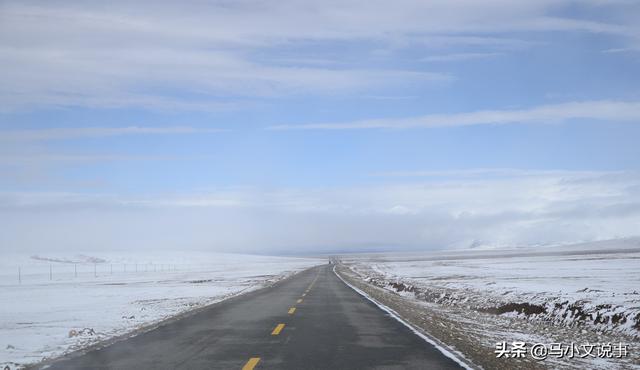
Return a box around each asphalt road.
[41,264,463,369]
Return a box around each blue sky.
[1,1,640,254]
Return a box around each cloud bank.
[2,170,638,254]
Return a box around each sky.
[1,0,640,254]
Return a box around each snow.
[343,238,640,337]
[341,238,640,369]
[0,252,320,368]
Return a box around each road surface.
[40,264,464,369]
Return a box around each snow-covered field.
[0,252,320,369]
[340,238,640,369]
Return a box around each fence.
[8,263,188,285]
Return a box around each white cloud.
[602,47,640,53]
[2,170,639,253]
[269,100,640,130]
[1,1,638,111]
[422,52,503,62]
[0,154,214,166]
[369,168,614,178]
[0,126,223,142]
[0,126,223,175]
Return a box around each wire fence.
[6,263,188,285]
[2,258,311,286]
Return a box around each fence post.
[18,266,21,284]
[49,264,52,281]
[94,263,97,278]
[74,263,77,278]
[110,264,113,275]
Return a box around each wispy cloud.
[269,100,640,130]
[412,35,537,49]
[369,168,617,178]
[1,1,638,111]
[0,154,216,166]
[422,52,503,62]
[602,47,640,53]
[0,126,224,142]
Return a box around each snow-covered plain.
[341,238,640,369]
[0,252,320,369]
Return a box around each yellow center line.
[271,323,285,335]
[297,298,303,304]
[242,357,260,370]
[288,307,296,314]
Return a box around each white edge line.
[333,265,475,370]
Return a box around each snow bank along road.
[33,264,464,369]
